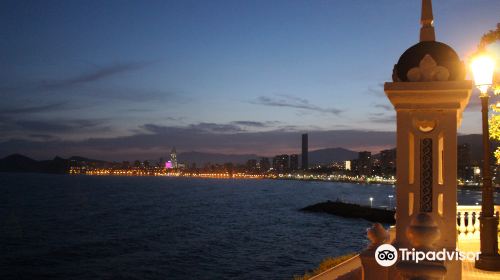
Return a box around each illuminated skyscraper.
[301,133,308,170]
[170,147,178,168]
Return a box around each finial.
[420,0,436,42]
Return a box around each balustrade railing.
[310,206,500,280]
[456,205,500,241]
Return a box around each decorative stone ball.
[393,41,464,82]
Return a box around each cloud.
[0,102,71,115]
[250,94,343,115]
[373,103,393,111]
[0,118,108,134]
[0,122,397,161]
[0,61,154,98]
[38,62,152,91]
[142,122,245,134]
[28,134,58,141]
[367,83,385,97]
[368,114,396,123]
[165,116,186,122]
[230,121,279,128]
[81,87,180,102]
[142,121,282,135]
[190,122,245,133]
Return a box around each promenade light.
[470,51,500,270]
[471,53,496,94]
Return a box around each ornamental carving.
[413,119,436,133]
[407,54,450,82]
[420,138,433,212]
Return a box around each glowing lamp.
[470,54,496,94]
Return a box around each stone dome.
[393,41,465,82]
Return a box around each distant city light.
[165,161,173,169]
[345,161,351,171]
[473,167,481,175]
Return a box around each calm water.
[0,174,496,279]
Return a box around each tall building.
[273,154,289,173]
[259,157,271,172]
[246,159,257,172]
[457,143,473,181]
[290,154,299,171]
[350,159,359,174]
[170,147,178,168]
[357,151,372,176]
[345,160,352,171]
[301,133,308,170]
[380,149,396,177]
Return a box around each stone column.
[384,1,472,278]
[385,60,471,280]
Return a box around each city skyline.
[1,0,499,160]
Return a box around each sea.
[0,173,496,280]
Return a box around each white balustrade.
[308,205,499,280]
[456,205,500,252]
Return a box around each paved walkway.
[462,260,500,280]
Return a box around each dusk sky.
[1,0,499,160]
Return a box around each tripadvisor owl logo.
[375,244,398,267]
[374,244,480,267]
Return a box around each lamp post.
[470,53,500,270]
[369,197,373,208]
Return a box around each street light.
[470,52,500,270]
[471,55,496,95]
[388,195,394,209]
[369,197,373,208]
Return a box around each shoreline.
[66,171,498,191]
[2,170,494,191]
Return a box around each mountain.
[308,135,492,165]
[0,154,39,172]
[177,148,359,166]
[0,134,492,171]
[0,154,69,174]
[178,151,260,166]
[309,147,358,165]
[68,156,105,163]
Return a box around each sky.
[0,0,499,160]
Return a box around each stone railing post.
[360,223,389,280]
